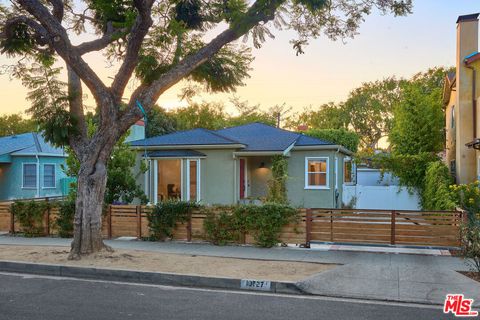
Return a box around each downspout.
[466,64,477,139]
[36,155,40,198]
[334,148,340,208]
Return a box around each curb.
[0,260,304,295]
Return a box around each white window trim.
[305,157,330,190]
[186,159,201,202]
[42,163,56,189]
[22,162,38,189]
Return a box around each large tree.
[0,0,412,258]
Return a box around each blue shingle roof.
[132,123,339,152]
[216,123,300,151]
[294,134,332,146]
[0,132,64,156]
[146,150,206,158]
[130,128,241,147]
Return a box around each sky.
[0,1,479,116]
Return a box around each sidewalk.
[0,235,479,306]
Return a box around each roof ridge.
[32,132,42,153]
[203,128,242,144]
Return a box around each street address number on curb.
[240,279,271,291]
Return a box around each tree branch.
[118,0,284,132]
[17,0,111,107]
[47,0,64,22]
[1,15,49,47]
[67,66,87,149]
[75,22,119,55]
[110,0,154,100]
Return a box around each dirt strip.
[0,245,336,282]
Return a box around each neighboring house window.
[43,164,56,188]
[344,158,355,184]
[451,106,455,128]
[23,163,37,188]
[305,157,329,189]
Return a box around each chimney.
[297,125,308,132]
[455,13,479,184]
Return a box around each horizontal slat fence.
[306,209,462,247]
[0,201,464,248]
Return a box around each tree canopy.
[0,0,413,257]
[0,113,36,136]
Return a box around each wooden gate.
[306,208,462,247]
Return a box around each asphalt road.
[0,272,457,320]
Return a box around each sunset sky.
[0,1,479,116]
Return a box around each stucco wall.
[287,149,346,208]
[0,155,67,201]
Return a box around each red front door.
[239,159,246,199]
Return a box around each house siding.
[136,148,348,208]
[287,150,345,208]
[0,155,67,201]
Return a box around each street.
[0,272,456,320]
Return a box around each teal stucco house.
[0,132,69,201]
[131,123,354,208]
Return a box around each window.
[23,163,37,188]
[43,164,56,188]
[451,106,455,129]
[344,158,355,184]
[305,157,329,189]
[187,159,200,202]
[157,159,182,202]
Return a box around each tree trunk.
[69,159,112,260]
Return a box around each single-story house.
[0,132,69,201]
[131,123,354,208]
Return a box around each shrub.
[146,200,196,241]
[422,161,455,210]
[266,156,288,204]
[450,182,480,224]
[203,208,241,245]
[306,128,360,153]
[460,222,480,274]
[11,200,51,237]
[202,204,299,248]
[56,199,76,238]
[240,203,299,247]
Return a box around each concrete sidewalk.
[0,235,479,306]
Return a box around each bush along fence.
[0,200,464,248]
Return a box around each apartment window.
[451,106,455,129]
[23,163,37,189]
[43,164,56,188]
[305,157,329,189]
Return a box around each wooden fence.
[305,209,463,247]
[0,202,463,248]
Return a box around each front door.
[239,159,246,199]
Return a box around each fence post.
[187,212,192,242]
[136,205,142,239]
[9,205,15,235]
[108,205,113,239]
[330,210,334,242]
[44,197,50,236]
[391,210,396,245]
[305,209,312,248]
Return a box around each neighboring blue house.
[0,132,69,201]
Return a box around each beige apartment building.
[444,13,480,184]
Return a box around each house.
[0,132,69,201]
[444,13,480,183]
[130,122,354,208]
